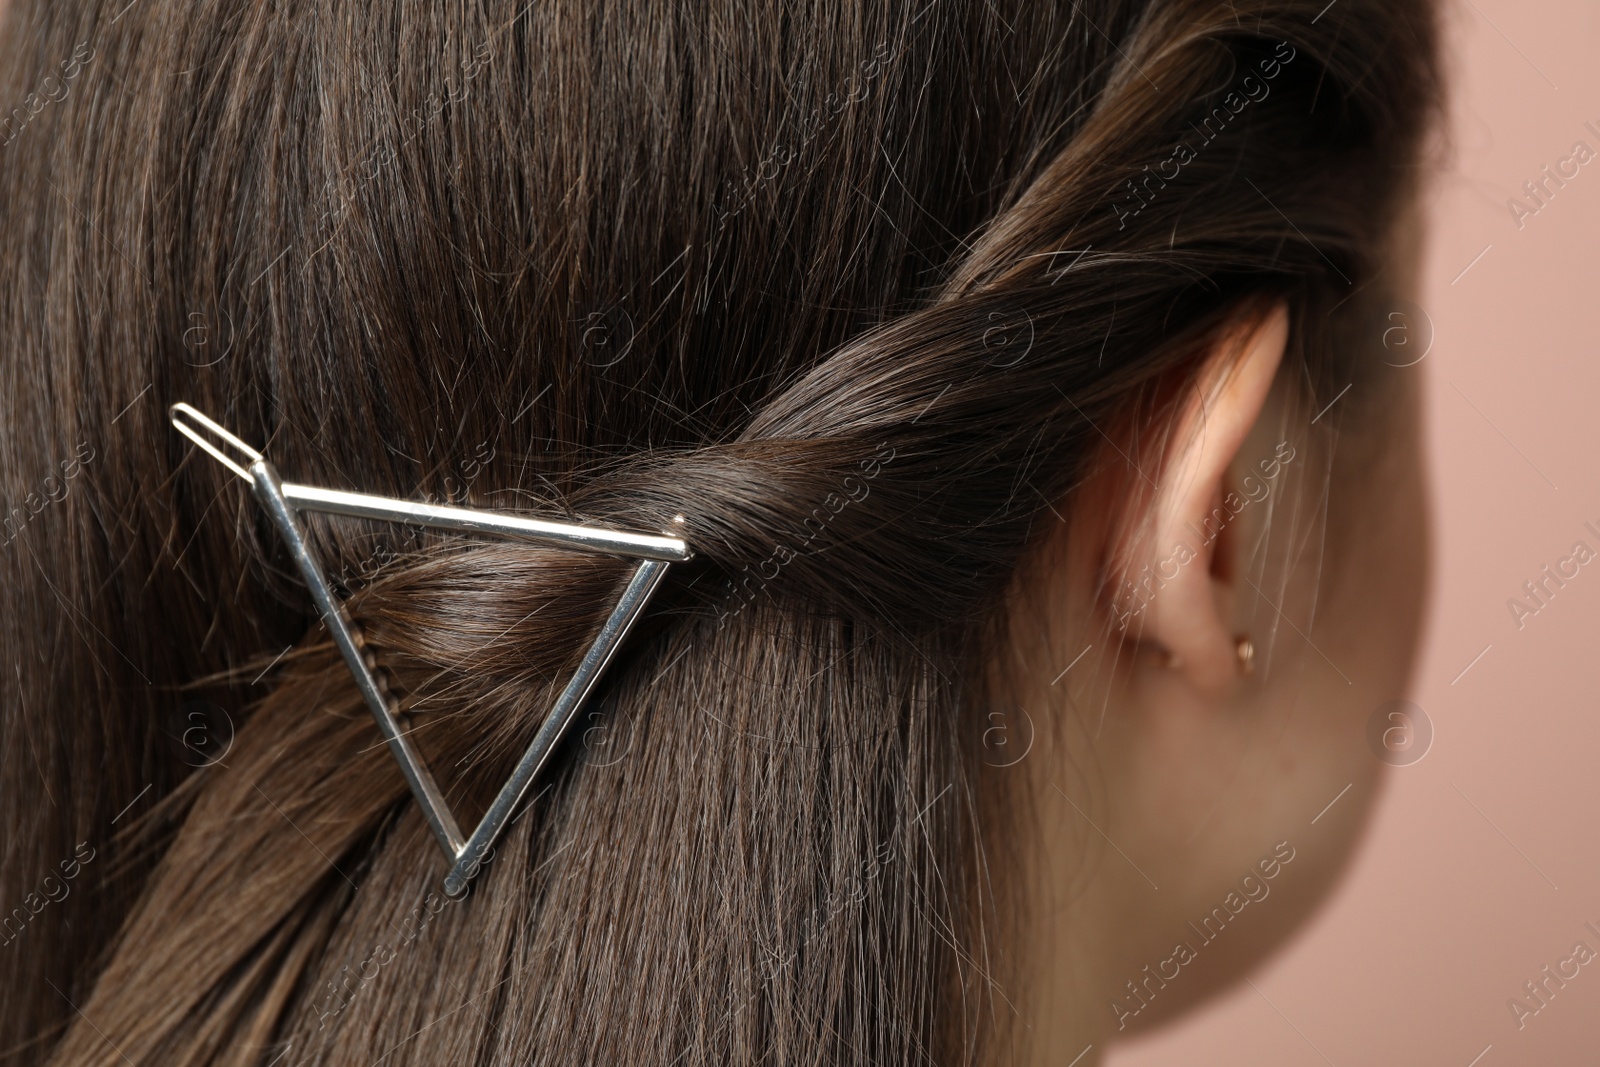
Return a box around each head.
[0,0,1437,1063]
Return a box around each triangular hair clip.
[170,403,691,896]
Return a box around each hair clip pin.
[171,403,690,896]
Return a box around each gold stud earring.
[1234,635,1254,676]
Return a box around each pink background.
[1110,0,1600,1063]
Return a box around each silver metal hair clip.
[169,403,691,896]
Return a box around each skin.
[996,215,1430,1061]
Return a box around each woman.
[0,0,1438,1062]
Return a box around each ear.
[1107,302,1289,693]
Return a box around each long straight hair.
[0,1,1437,1063]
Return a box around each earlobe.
[1107,301,1289,693]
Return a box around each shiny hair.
[0,0,1437,1062]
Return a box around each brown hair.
[0,0,1437,1062]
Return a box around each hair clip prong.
[170,402,263,483]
